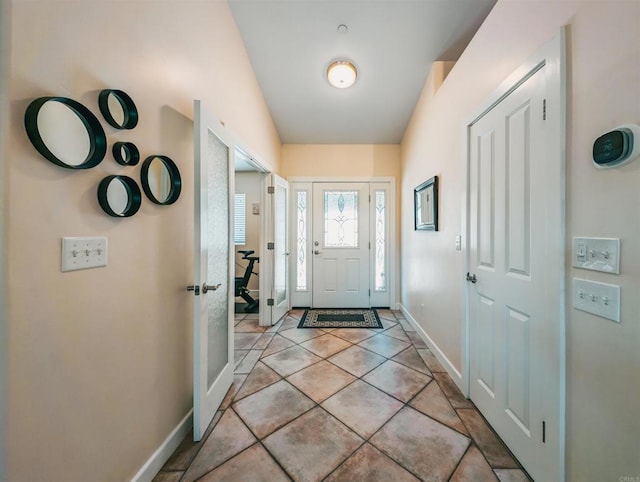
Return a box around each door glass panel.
[207,130,229,388]
[323,191,358,248]
[296,190,307,291]
[374,190,386,292]
[274,183,287,304]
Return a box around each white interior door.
[312,183,370,308]
[467,36,564,481]
[191,100,233,441]
[271,174,290,323]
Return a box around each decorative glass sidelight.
[296,191,307,291]
[324,191,358,248]
[375,190,386,291]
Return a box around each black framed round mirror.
[98,89,138,130]
[97,175,142,217]
[24,96,107,169]
[112,141,140,166]
[140,155,181,205]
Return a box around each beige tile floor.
[154,310,532,482]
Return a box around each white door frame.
[288,176,397,309]
[462,29,566,481]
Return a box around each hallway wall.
[282,144,399,178]
[6,1,280,481]
[0,0,9,478]
[400,1,640,480]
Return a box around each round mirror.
[112,141,140,166]
[24,97,107,169]
[141,155,181,205]
[98,89,138,130]
[107,93,125,126]
[97,175,142,217]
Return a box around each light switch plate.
[572,237,620,274]
[455,235,462,251]
[62,237,108,272]
[573,277,620,323]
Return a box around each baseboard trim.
[399,304,464,391]
[131,409,193,482]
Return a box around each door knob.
[466,272,477,284]
[314,250,322,255]
[202,283,222,294]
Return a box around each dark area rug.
[297,309,382,329]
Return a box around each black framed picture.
[414,175,438,231]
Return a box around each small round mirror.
[98,89,138,130]
[141,156,181,205]
[97,175,142,217]
[24,97,106,169]
[112,141,140,166]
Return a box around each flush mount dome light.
[327,60,357,89]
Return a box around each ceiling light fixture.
[327,60,357,89]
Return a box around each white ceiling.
[228,0,497,145]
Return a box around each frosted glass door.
[192,100,233,441]
[272,174,289,323]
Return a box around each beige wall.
[401,1,640,480]
[235,172,263,292]
[7,1,280,481]
[282,144,399,178]
[0,0,9,478]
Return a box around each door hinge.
[267,186,275,194]
[368,289,371,296]
[542,420,546,443]
[267,242,274,250]
[368,241,371,249]
[267,298,274,306]
[543,99,546,120]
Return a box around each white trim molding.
[399,304,464,389]
[131,410,193,482]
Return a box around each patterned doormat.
[297,309,383,329]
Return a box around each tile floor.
[154,310,532,482]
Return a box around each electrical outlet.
[573,278,620,323]
[62,237,108,272]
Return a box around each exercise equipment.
[235,250,259,313]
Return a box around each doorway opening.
[234,149,265,316]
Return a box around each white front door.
[271,174,289,323]
[191,100,234,441]
[467,33,565,481]
[312,182,370,308]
